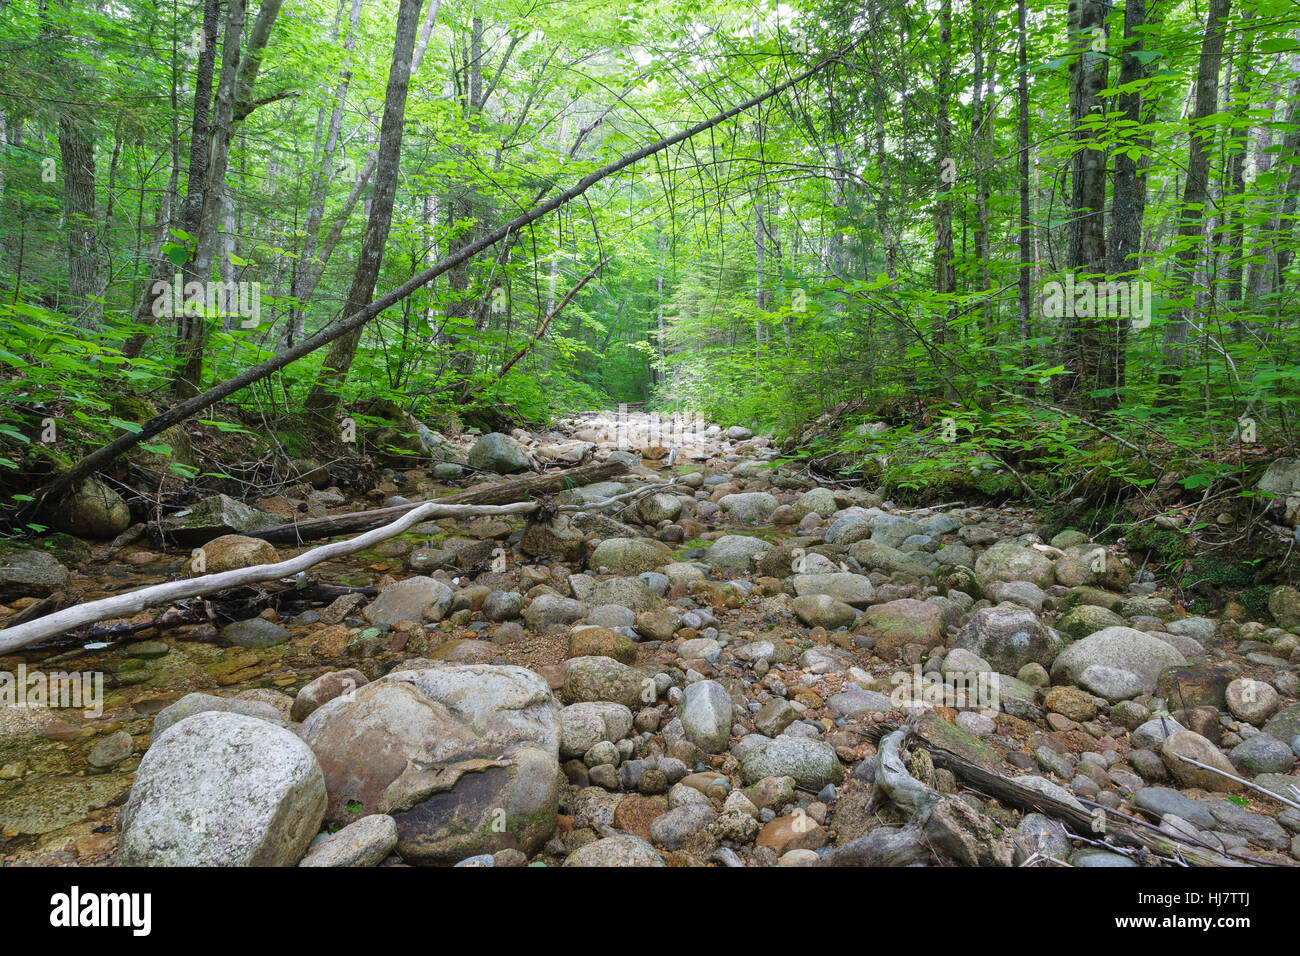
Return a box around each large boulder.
[561,656,651,709]
[119,711,326,866]
[54,477,130,539]
[198,534,279,574]
[364,576,453,626]
[467,433,531,474]
[589,537,672,575]
[974,540,1055,589]
[160,493,283,545]
[952,603,1066,674]
[0,543,69,601]
[703,534,770,572]
[150,691,288,743]
[1050,626,1186,694]
[1257,458,1300,525]
[860,599,944,659]
[300,664,560,865]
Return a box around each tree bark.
[1016,0,1034,395]
[302,0,426,426]
[172,0,248,399]
[1159,0,1231,395]
[1065,0,1112,411]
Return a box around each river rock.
[590,537,672,574]
[364,576,453,626]
[199,534,279,573]
[0,544,69,601]
[564,834,665,866]
[298,814,398,867]
[740,736,843,790]
[467,432,531,473]
[119,711,326,866]
[1161,730,1242,792]
[679,680,733,753]
[952,603,1065,673]
[301,663,560,864]
[861,599,944,658]
[1050,626,1186,694]
[160,493,283,545]
[562,656,652,709]
[54,477,131,539]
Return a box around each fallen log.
[241,458,628,545]
[904,722,1281,867]
[0,500,539,654]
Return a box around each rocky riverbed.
[1,411,1298,867]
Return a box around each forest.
[2,0,1300,504]
[0,0,1298,877]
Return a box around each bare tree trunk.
[971,7,994,338]
[1064,0,1111,411]
[123,0,219,359]
[172,0,248,399]
[1159,0,1231,394]
[282,0,362,350]
[303,0,425,426]
[932,0,954,358]
[1016,0,1034,397]
[1108,0,1158,391]
[57,116,99,326]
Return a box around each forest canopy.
[2,0,1299,512]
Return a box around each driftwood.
[243,458,628,545]
[0,500,539,653]
[863,717,1286,867]
[0,591,70,630]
